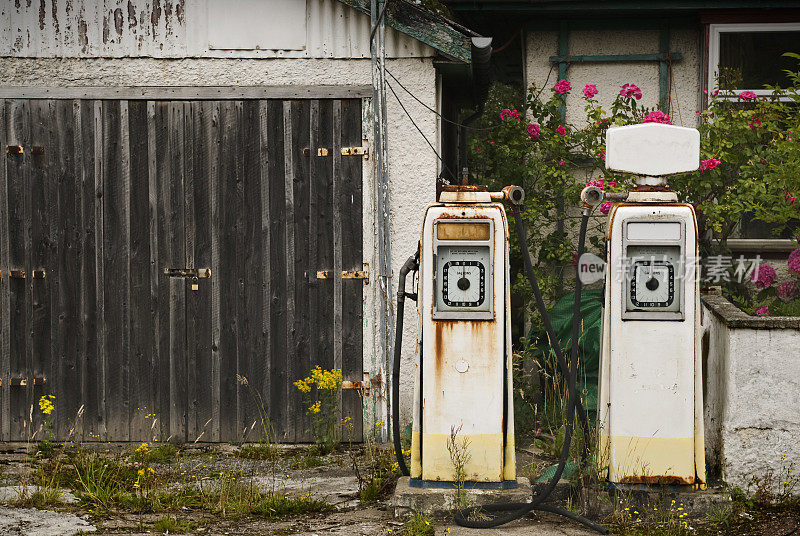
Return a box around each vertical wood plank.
[188,101,214,443]
[168,102,187,443]
[290,100,311,442]
[6,100,28,440]
[53,99,80,440]
[340,99,364,441]
[217,100,239,441]
[155,102,172,440]
[29,99,51,438]
[129,100,153,441]
[209,101,222,443]
[239,100,265,441]
[258,100,272,442]
[93,101,106,440]
[102,99,129,441]
[267,100,287,441]
[282,101,297,442]
[0,100,9,441]
[146,100,162,442]
[313,100,336,432]
[184,101,197,442]
[331,101,344,430]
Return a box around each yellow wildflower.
[391,462,400,472]
[309,401,322,414]
[138,468,145,476]
[38,395,55,416]
[135,442,149,453]
[294,379,311,393]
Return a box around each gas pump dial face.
[625,245,682,313]
[442,260,485,307]
[435,244,492,315]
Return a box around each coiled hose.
[391,205,606,533]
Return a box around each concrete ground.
[0,442,793,535]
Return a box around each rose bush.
[467,59,800,316]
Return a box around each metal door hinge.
[164,268,211,278]
[342,372,371,396]
[307,263,369,284]
[5,377,47,386]
[317,148,329,157]
[6,145,22,155]
[341,139,369,161]
[9,270,25,279]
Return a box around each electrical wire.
[386,80,456,179]
[385,69,505,132]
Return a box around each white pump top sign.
[606,123,700,177]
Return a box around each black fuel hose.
[392,253,419,477]
[449,206,605,533]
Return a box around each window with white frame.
[707,23,800,244]
[708,23,800,96]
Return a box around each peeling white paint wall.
[702,302,800,494]
[524,28,702,128]
[0,0,431,59]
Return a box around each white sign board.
[578,252,606,285]
[606,123,700,177]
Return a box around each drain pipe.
[371,0,393,437]
[458,37,493,179]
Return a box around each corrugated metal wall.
[0,0,433,59]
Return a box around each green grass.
[403,512,435,536]
[288,453,325,470]
[12,485,63,508]
[239,443,277,461]
[141,444,178,464]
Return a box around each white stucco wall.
[524,28,702,129]
[0,54,437,433]
[702,296,800,494]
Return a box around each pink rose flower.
[558,160,565,166]
[499,108,521,121]
[554,79,572,95]
[642,110,672,125]
[619,83,642,100]
[556,125,566,137]
[600,200,613,215]
[700,158,721,171]
[788,249,800,274]
[754,305,770,317]
[777,280,799,300]
[739,91,757,101]
[751,263,777,289]
[582,84,598,98]
[526,123,541,141]
[748,117,763,130]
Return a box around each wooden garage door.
[0,98,364,443]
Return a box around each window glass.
[718,31,800,89]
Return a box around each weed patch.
[403,512,435,536]
[153,515,196,533]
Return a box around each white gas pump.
[405,185,522,487]
[392,183,607,534]
[595,123,706,487]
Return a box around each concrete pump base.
[390,476,533,518]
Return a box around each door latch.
[341,139,370,161]
[342,372,371,397]
[306,263,369,284]
[164,268,211,279]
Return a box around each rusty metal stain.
[102,10,109,43]
[175,0,184,24]
[127,1,136,29]
[38,0,45,31]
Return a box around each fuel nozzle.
[581,186,604,208]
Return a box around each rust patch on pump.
[620,475,694,485]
